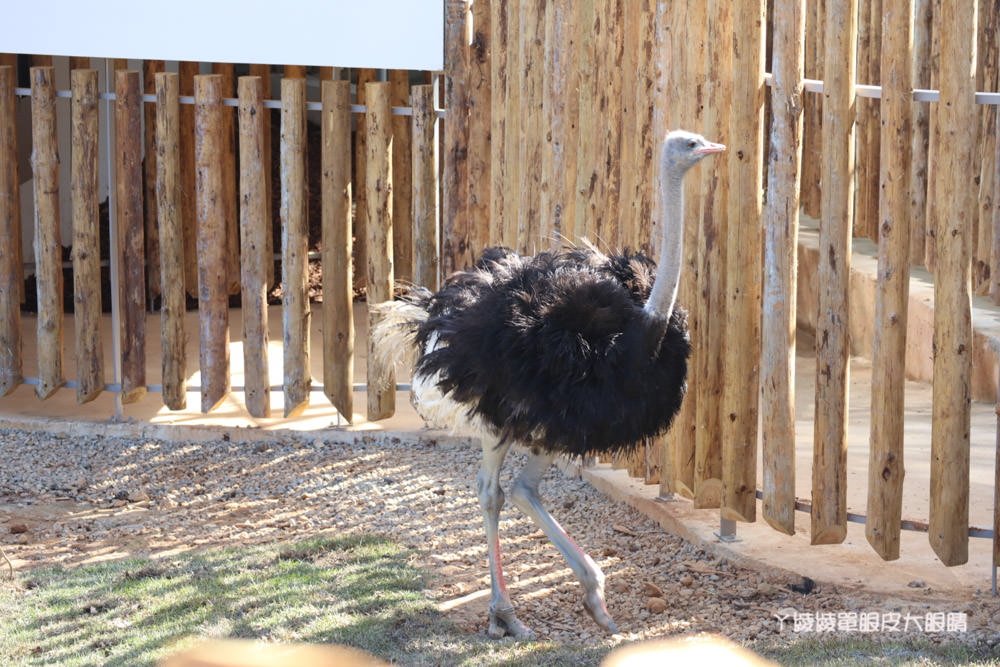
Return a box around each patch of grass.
[755,635,1000,666]
[0,534,610,666]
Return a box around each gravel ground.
[1,427,998,651]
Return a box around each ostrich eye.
[687,139,697,149]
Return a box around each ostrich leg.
[511,449,617,633]
[477,435,535,639]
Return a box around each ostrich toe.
[583,589,617,634]
[488,606,536,640]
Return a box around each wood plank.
[540,0,577,251]
[489,0,511,248]
[353,68,377,290]
[194,74,231,413]
[910,0,933,266]
[866,0,913,561]
[443,0,471,272]
[503,0,522,247]
[660,0,704,500]
[591,0,624,251]
[800,0,824,220]
[466,1,491,261]
[390,70,414,279]
[412,84,440,290]
[30,66,64,400]
[930,0,976,567]
[247,64,274,290]
[116,69,147,404]
[365,81,395,421]
[571,0,596,243]
[515,0,545,254]
[812,0,857,545]
[923,1,941,271]
[617,0,640,254]
[0,65,22,396]
[71,69,104,404]
[760,0,805,535]
[155,72,187,411]
[237,75,272,419]
[180,62,199,297]
[693,0,732,509]
[853,0,882,241]
[630,0,655,256]
[212,63,240,295]
[321,79,354,422]
[977,3,999,298]
[142,60,164,302]
[721,0,765,523]
[280,77,310,418]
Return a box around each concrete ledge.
[796,218,1000,402]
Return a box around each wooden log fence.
[3,1,1000,582]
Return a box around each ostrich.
[372,131,725,639]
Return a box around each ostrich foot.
[488,605,536,640]
[583,589,617,634]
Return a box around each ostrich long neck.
[644,159,685,320]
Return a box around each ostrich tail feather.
[369,292,431,387]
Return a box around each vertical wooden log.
[721,0,765,523]
[284,65,307,80]
[660,0,704,499]
[444,0,471,272]
[572,0,596,243]
[412,84,440,290]
[466,2,491,261]
[354,68,377,290]
[322,79,354,422]
[540,0,577,250]
[143,60,164,302]
[0,66,21,396]
[280,77,310,418]
[630,0,656,256]
[976,3,998,297]
[155,72,187,411]
[212,63,240,295]
[800,0,825,219]
[71,69,104,404]
[516,0,545,254]
[366,81,395,420]
[910,0,933,266]
[761,0,805,535]
[866,0,913,561]
[813,0,857,545]
[30,66,64,400]
[248,64,274,289]
[180,62,199,297]
[854,0,882,241]
[924,0,941,271]
[116,70,147,404]
[693,0,732,509]
[195,74,231,413]
[390,70,414,279]
[237,76,271,419]
[593,0,624,251]
[489,0,512,248]
[617,0,641,254]
[930,0,976,567]
[994,96,1000,303]
[503,0,522,247]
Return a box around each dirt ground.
[1,427,999,651]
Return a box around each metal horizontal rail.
[766,74,1000,104]
[12,86,447,117]
[753,489,994,540]
[21,376,411,394]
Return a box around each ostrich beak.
[696,141,727,155]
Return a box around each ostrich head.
[661,130,727,176]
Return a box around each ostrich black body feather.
[411,246,690,459]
